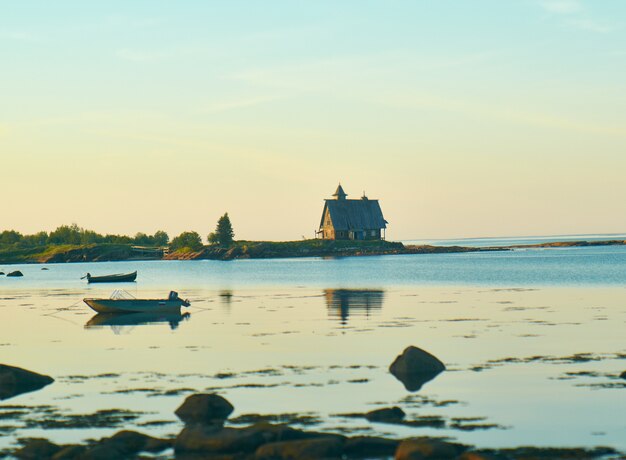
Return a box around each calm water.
[1,243,625,455]
[2,245,626,289]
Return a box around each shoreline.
[0,239,624,266]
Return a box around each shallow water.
[0,248,625,453]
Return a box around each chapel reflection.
[324,289,384,324]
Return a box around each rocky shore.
[3,347,625,459]
[8,392,622,460]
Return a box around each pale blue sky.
[1,1,625,240]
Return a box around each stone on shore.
[14,439,60,459]
[389,346,446,391]
[0,363,54,400]
[175,393,234,424]
[175,422,323,454]
[255,436,345,459]
[365,406,406,423]
[6,270,23,277]
[395,438,467,460]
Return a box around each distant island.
[0,223,624,265]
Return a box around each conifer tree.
[208,213,234,246]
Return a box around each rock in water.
[0,364,54,400]
[389,346,446,392]
[620,370,626,380]
[6,270,23,277]
[175,393,234,425]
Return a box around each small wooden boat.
[83,290,190,314]
[82,271,137,283]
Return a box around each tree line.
[0,213,235,252]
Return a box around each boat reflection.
[85,311,190,331]
[324,289,384,324]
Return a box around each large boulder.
[175,393,234,424]
[6,270,23,277]
[175,422,322,454]
[255,436,345,459]
[389,346,446,391]
[395,438,467,460]
[0,364,54,400]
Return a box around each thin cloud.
[539,0,583,14]
[567,18,613,33]
[0,30,41,43]
[538,0,614,34]
[201,96,282,114]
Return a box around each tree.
[170,231,203,251]
[152,230,169,246]
[49,224,82,245]
[208,213,234,247]
[0,230,23,246]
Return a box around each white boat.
[83,290,190,314]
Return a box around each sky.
[1,0,625,241]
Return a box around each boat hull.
[83,298,185,314]
[87,271,137,283]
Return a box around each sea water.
[0,239,624,453]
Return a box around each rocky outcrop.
[395,438,468,460]
[175,393,234,425]
[6,270,23,277]
[0,364,54,400]
[175,422,321,455]
[389,346,446,391]
[256,436,346,459]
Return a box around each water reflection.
[324,289,384,324]
[219,290,234,314]
[85,312,191,332]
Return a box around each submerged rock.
[395,437,467,460]
[365,406,406,423]
[175,393,234,425]
[389,346,446,391]
[6,270,23,277]
[0,363,54,400]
